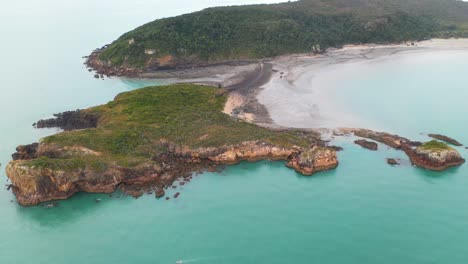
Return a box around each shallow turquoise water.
[1,1,468,263]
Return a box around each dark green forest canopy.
[98,0,468,67]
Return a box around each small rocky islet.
[343,128,465,171]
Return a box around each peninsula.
[6,85,339,206]
[6,0,468,206]
[6,85,465,206]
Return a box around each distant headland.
[85,0,468,78]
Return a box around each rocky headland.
[83,0,468,81]
[6,84,339,206]
[7,140,338,206]
[6,85,466,206]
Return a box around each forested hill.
[96,0,468,69]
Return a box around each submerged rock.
[43,202,57,209]
[354,139,378,151]
[387,158,399,165]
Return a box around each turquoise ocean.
[1,1,468,263]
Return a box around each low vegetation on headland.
[6,86,466,206]
[419,140,453,151]
[6,84,339,206]
[90,0,468,73]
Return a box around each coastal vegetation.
[37,84,311,170]
[8,84,321,176]
[6,84,341,205]
[419,140,452,151]
[96,0,468,69]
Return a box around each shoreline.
[9,38,468,205]
[86,38,468,128]
[257,38,468,129]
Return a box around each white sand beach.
[257,38,468,129]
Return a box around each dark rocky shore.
[428,134,463,146]
[354,139,378,151]
[7,96,339,206]
[8,139,338,206]
[342,128,465,171]
[8,111,466,206]
[34,110,99,131]
[85,47,259,79]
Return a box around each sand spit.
[257,38,468,129]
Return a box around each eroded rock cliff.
[7,140,338,206]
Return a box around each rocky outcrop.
[86,49,142,78]
[34,110,99,131]
[12,143,38,160]
[286,146,338,175]
[6,161,164,206]
[354,139,378,151]
[12,142,101,160]
[387,158,399,165]
[207,141,296,164]
[402,143,465,171]
[7,140,338,206]
[428,134,463,146]
[342,128,465,171]
[155,188,165,198]
[347,128,421,149]
[86,48,257,79]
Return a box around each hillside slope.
[92,0,468,71]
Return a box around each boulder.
[155,188,165,198]
[354,139,378,151]
[286,146,338,176]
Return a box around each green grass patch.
[35,84,311,170]
[420,140,453,151]
[25,156,86,172]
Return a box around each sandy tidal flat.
[257,38,468,129]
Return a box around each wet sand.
[135,38,468,128]
[133,60,272,124]
[257,38,468,129]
